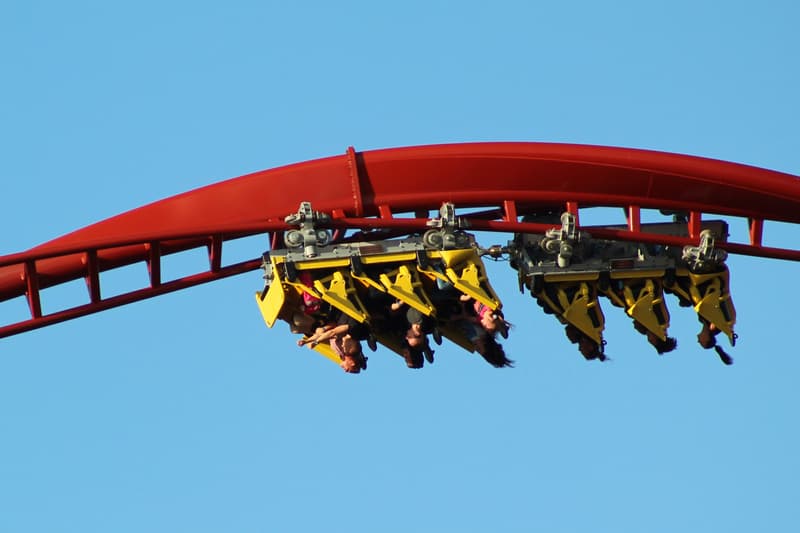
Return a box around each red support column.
[688,211,702,239]
[749,218,764,247]
[566,201,580,226]
[84,250,101,303]
[626,206,641,233]
[377,204,393,219]
[503,200,518,223]
[24,260,42,318]
[209,235,223,272]
[147,242,162,288]
[269,232,281,251]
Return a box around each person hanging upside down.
[297,310,369,373]
[564,324,607,362]
[631,320,678,355]
[696,317,733,365]
[390,301,437,366]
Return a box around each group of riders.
[286,268,513,374]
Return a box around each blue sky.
[1,2,799,532]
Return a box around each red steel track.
[1,142,799,339]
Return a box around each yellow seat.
[255,277,287,329]
[312,270,369,324]
[537,280,606,344]
[666,267,737,344]
[434,249,503,312]
[601,277,671,341]
[379,264,436,317]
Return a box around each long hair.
[478,334,514,368]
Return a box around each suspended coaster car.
[256,203,505,367]
[510,210,737,359]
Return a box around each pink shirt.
[473,300,492,320]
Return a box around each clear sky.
[1,2,799,532]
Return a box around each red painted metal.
[0,142,799,339]
[749,218,764,247]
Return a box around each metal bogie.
[682,229,729,273]
[279,238,428,265]
[283,201,333,259]
[423,202,473,250]
[514,216,730,276]
[539,212,587,267]
[515,232,675,277]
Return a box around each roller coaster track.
[1,142,798,339]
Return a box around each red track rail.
[1,142,799,339]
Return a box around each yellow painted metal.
[311,344,343,364]
[360,251,419,265]
[439,249,502,311]
[283,279,321,298]
[349,258,437,317]
[543,272,599,283]
[379,265,436,316]
[623,279,669,341]
[559,282,605,344]
[667,268,737,343]
[602,285,627,309]
[290,257,351,270]
[600,278,670,341]
[609,269,666,280]
[689,270,736,343]
[351,269,385,291]
[416,260,452,285]
[295,340,343,365]
[536,281,605,344]
[313,270,369,323]
[254,280,287,328]
[439,248,478,268]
